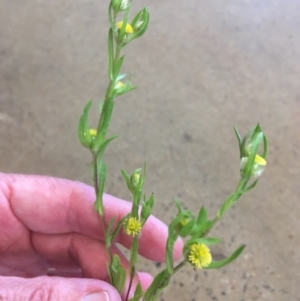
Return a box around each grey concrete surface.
[0,0,299,300]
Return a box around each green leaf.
[94,159,106,215]
[244,131,263,177]
[233,125,242,158]
[174,199,183,214]
[115,85,137,96]
[105,218,116,248]
[94,99,115,151]
[110,213,130,242]
[108,28,114,80]
[96,98,114,147]
[111,255,127,294]
[141,194,154,224]
[262,131,268,158]
[205,245,246,269]
[108,3,114,28]
[191,220,213,237]
[128,283,143,301]
[178,219,195,237]
[196,206,207,225]
[186,237,221,246]
[78,100,92,149]
[131,173,144,216]
[93,134,119,156]
[121,169,133,193]
[143,269,171,301]
[243,179,258,193]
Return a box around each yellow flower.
[116,21,134,34]
[254,154,267,166]
[89,129,97,137]
[115,81,125,89]
[188,243,212,269]
[180,218,189,226]
[125,217,141,236]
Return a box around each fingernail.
[82,291,109,301]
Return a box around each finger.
[3,174,183,261]
[0,275,120,301]
[33,232,154,297]
[32,233,126,281]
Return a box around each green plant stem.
[125,265,135,301]
[97,43,122,137]
[92,22,124,290]
[145,261,187,301]
[203,177,250,237]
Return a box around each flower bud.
[130,173,141,188]
[240,154,267,179]
[112,0,128,13]
[127,7,150,42]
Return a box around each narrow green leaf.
[262,132,268,158]
[141,194,154,225]
[191,220,213,237]
[233,125,242,158]
[178,219,195,237]
[111,254,120,273]
[97,98,114,146]
[94,100,115,151]
[93,134,119,156]
[244,131,263,177]
[143,269,171,301]
[121,169,133,193]
[196,206,207,225]
[108,28,114,80]
[243,179,258,193]
[78,100,92,148]
[94,159,106,215]
[115,85,137,96]
[108,3,114,28]
[205,245,246,269]
[186,237,221,246]
[110,213,130,242]
[105,217,116,248]
[128,283,143,301]
[174,199,183,214]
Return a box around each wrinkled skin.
[0,174,183,301]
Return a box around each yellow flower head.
[89,129,97,137]
[188,243,212,269]
[254,154,267,166]
[116,21,134,34]
[125,217,141,236]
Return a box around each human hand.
[0,173,183,301]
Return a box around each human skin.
[0,173,183,301]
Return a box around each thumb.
[0,276,122,301]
